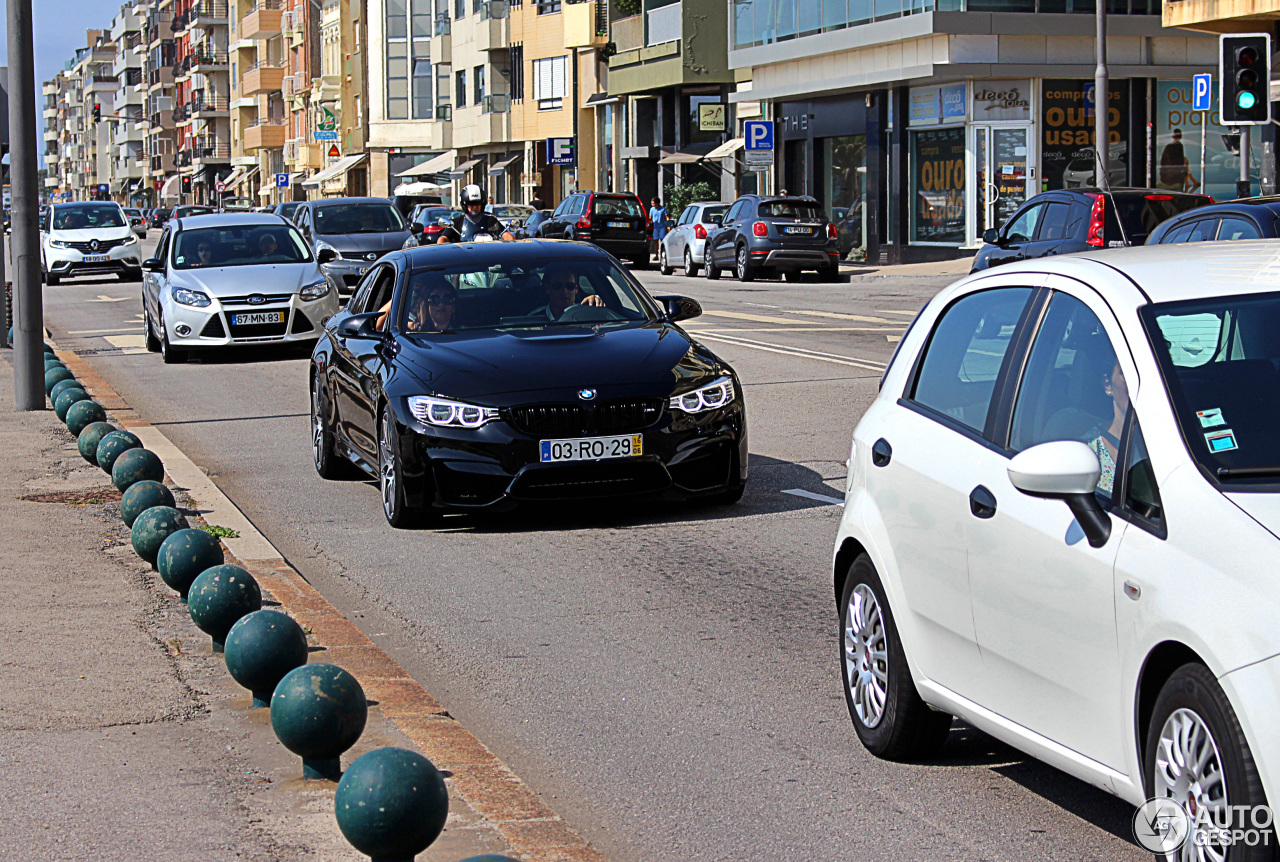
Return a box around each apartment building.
[279,0,325,198]
[109,1,152,207]
[45,34,118,203]
[146,0,179,202]
[299,0,370,197]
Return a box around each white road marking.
[783,488,845,506]
[87,295,130,303]
[67,327,144,334]
[887,335,902,343]
[104,334,147,349]
[776,309,895,324]
[875,309,919,316]
[702,310,812,325]
[691,331,887,371]
[743,302,781,309]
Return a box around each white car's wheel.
[684,249,699,277]
[659,245,673,276]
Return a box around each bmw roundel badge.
[578,388,597,401]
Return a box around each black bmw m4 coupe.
[310,239,747,527]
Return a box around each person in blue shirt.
[649,197,668,259]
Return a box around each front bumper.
[45,241,142,276]
[392,397,748,511]
[163,291,340,349]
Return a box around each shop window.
[821,135,866,261]
[910,126,965,245]
[685,95,723,146]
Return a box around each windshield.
[53,204,125,229]
[173,224,312,269]
[1143,292,1280,484]
[490,205,532,218]
[125,208,142,217]
[593,196,643,218]
[315,203,405,234]
[397,256,660,334]
[759,200,824,219]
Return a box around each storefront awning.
[397,150,455,178]
[488,155,520,176]
[393,180,448,196]
[657,150,704,165]
[447,158,481,179]
[585,92,618,107]
[160,174,180,199]
[219,167,246,189]
[705,138,745,160]
[302,153,368,187]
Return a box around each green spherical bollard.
[77,422,117,464]
[271,663,368,781]
[188,565,261,653]
[44,366,74,395]
[44,358,66,374]
[50,378,85,403]
[334,747,449,862]
[120,480,176,528]
[65,399,107,436]
[96,430,142,473]
[156,527,223,602]
[130,505,189,566]
[111,447,164,492]
[224,610,308,708]
[54,387,92,421]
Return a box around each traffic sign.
[546,137,576,166]
[744,120,774,152]
[275,172,289,188]
[312,130,338,141]
[328,144,340,158]
[215,180,226,193]
[1193,73,1213,112]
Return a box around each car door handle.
[871,438,892,467]
[969,485,997,519]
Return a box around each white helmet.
[461,184,485,207]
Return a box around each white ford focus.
[835,242,1280,857]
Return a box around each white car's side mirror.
[1008,441,1111,548]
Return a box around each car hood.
[169,264,321,298]
[47,227,134,243]
[387,323,724,403]
[318,230,412,257]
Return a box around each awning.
[585,92,618,106]
[160,174,180,198]
[657,150,704,165]
[705,138,744,160]
[488,155,520,176]
[393,180,448,195]
[219,166,246,189]
[302,153,368,188]
[447,158,481,179]
[397,150,455,177]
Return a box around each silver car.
[141,213,340,364]
[660,201,730,277]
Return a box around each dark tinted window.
[1123,419,1162,524]
[1037,203,1071,241]
[53,204,126,229]
[1219,216,1262,241]
[700,204,729,224]
[1161,221,1196,244]
[315,203,405,234]
[758,200,824,219]
[1111,194,1209,242]
[1187,219,1218,243]
[592,195,643,217]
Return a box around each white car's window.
[910,287,1032,434]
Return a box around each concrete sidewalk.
[0,353,514,861]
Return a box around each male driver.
[528,264,605,321]
[258,232,279,258]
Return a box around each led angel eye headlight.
[669,377,736,414]
[408,395,500,428]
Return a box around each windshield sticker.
[1205,429,1239,453]
[1196,408,1227,428]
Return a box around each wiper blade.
[1216,466,1280,479]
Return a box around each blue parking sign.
[275,173,289,188]
[744,120,774,151]
[1193,74,1212,111]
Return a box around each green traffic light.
[1238,91,1258,110]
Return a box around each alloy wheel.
[1155,707,1229,861]
[380,413,397,520]
[312,386,326,471]
[844,583,889,729]
[685,250,696,277]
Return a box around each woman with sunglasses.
[406,279,458,332]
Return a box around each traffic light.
[93,103,101,122]
[1221,33,1271,125]
[181,175,192,193]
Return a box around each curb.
[55,345,609,862]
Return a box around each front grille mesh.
[65,238,126,252]
[506,399,664,438]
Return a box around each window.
[677,207,694,226]
[723,201,744,223]
[1004,203,1045,243]
[1037,203,1071,241]
[1219,216,1261,240]
[1009,291,1122,497]
[474,64,485,104]
[1162,221,1195,244]
[455,70,467,107]
[455,0,464,18]
[412,59,432,119]
[387,0,432,120]
[532,56,567,110]
[387,40,409,120]
[1187,218,1218,242]
[536,0,560,12]
[1123,420,1162,525]
[910,287,1033,434]
[508,44,524,102]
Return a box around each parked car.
[310,239,746,527]
[834,240,1280,856]
[509,209,552,240]
[149,208,171,229]
[171,204,217,220]
[292,197,413,297]
[219,197,254,213]
[537,190,651,268]
[272,201,303,224]
[659,201,729,276]
[1146,196,1280,245]
[704,195,840,282]
[1061,148,1129,188]
[40,201,143,285]
[486,203,535,230]
[123,207,148,237]
[403,206,463,247]
[970,188,1212,273]
[141,213,339,363]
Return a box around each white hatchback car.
[836,242,1280,855]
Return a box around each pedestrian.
[648,197,668,259]
[531,192,547,211]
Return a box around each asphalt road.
[38,236,1148,862]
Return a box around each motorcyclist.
[439,183,514,243]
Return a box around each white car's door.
[866,282,1038,691]
[965,279,1136,770]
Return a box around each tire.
[704,247,720,280]
[143,303,160,353]
[817,264,841,283]
[784,271,805,283]
[631,256,650,270]
[158,310,187,364]
[45,272,59,286]
[1144,663,1275,861]
[312,379,352,480]
[841,554,952,761]
[118,269,142,282]
[378,403,431,529]
[684,249,699,277]
[659,245,673,276]
[735,245,756,282]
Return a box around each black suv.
[971,187,1211,272]
[539,190,651,268]
[704,195,840,282]
[148,208,171,229]
[1146,196,1280,245]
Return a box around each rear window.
[1110,194,1210,243]
[592,196,643,217]
[700,205,729,223]
[759,200,825,219]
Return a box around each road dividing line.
[775,309,895,324]
[68,327,144,335]
[691,331,888,371]
[783,488,845,506]
[104,334,147,350]
[86,295,131,302]
[702,309,814,325]
[876,309,920,316]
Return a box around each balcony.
[118,123,146,143]
[646,1,681,46]
[118,87,145,107]
[44,106,57,120]
[190,50,230,73]
[242,62,285,95]
[113,52,143,78]
[187,0,229,29]
[45,176,61,188]
[150,152,175,173]
[44,128,58,142]
[192,138,231,163]
[190,95,230,118]
[149,65,175,89]
[431,31,452,64]
[481,93,510,114]
[475,11,509,51]
[244,119,287,151]
[241,0,284,40]
[563,0,608,48]
[88,75,118,94]
[611,13,642,53]
[176,149,192,167]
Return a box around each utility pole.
[8,0,42,409]
[1094,0,1109,190]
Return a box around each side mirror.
[316,247,338,265]
[336,311,385,340]
[1007,441,1111,548]
[142,258,163,272]
[982,228,1001,245]
[410,222,426,235]
[654,294,702,323]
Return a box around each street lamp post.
[1095,0,1109,191]
[8,0,43,409]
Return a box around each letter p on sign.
[1193,74,1212,111]
[745,120,774,151]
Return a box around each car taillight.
[694,224,707,239]
[826,223,838,239]
[425,224,443,233]
[1144,194,1173,201]
[577,215,591,229]
[752,221,768,237]
[641,198,652,233]
[1085,194,1105,248]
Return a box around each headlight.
[669,376,736,414]
[316,240,342,261]
[122,234,138,245]
[299,280,330,301]
[173,287,211,308]
[49,239,69,249]
[408,395,499,429]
